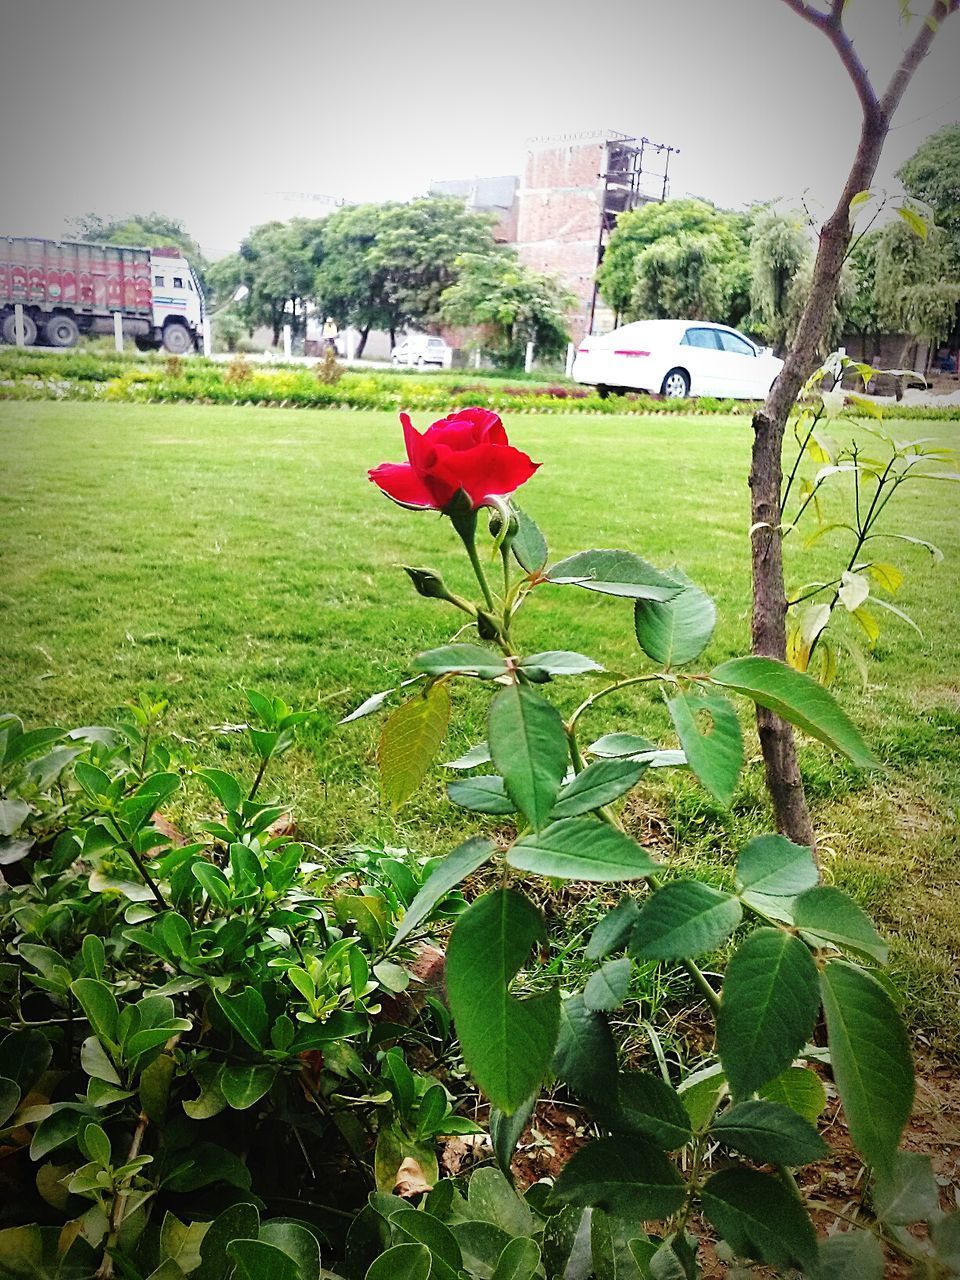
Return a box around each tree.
[70,211,208,290]
[598,198,751,326]
[315,199,498,354]
[897,122,960,268]
[874,219,959,362]
[215,219,325,346]
[748,209,812,352]
[749,0,959,845]
[846,228,884,355]
[440,250,573,367]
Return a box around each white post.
[565,342,575,377]
[474,348,482,369]
[113,311,124,353]
[202,316,213,358]
[524,341,535,373]
[346,327,358,361]
[282,324,292,360]
[13,303,25,347]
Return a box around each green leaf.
[873,1151,940,1225]
[510,504,548,574]
[666,692,743,807]
[215,987,269,1050]
[551,759,646,819]
[896,202,928,240]
[793,886,889,964]
[492,1236,541,1280]
[391,836,494,950]
[709,656,876,768]
[710,1099,828,1165]
[735,834,818,923]
[192,862,231,908]
[195,1203,263,1280]
[550,1136,686,1217]
[816,1230,884,1280]
[446,889,560,1114]
[631,880,742,961]
[488,684,568,830]
[588,733,656,758]
[227,1239,299,1280]
[820,960,913,1172]
[592,1071,693,1151]
[590,1210,648,1280]
[932,1213,960,1270]
[411,644,508,679]
[509,818,658,882]
[519,650,604,677]
[490,1092,537,1181]
[258,1222,322,1280]
[0,1077,20,1132]
[444,742,491,769]
[584,957,632,1011]
[391,1209,462,1272]
[553,994,619,1099]
[447,775,516,815]
[633,578,716,667]
[365,1243,431,1280]
[220,1064,275,1111]
[71,979,119,1045]
[546,550,681,601]
[160,1213,209,1274]
[757,1066,826,1123]
[196,768,244,814]
[716,928,821,1101]
[0,1029,52,1092]
[80,1036,121,1085]
[0,798,29,838]
[139,1053,175,1123]
[466,1166,534,1236]
[378,684,451,810]
[699,1167,817,1271]
[586,897,642,960]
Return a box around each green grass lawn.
[2,400,959,1049]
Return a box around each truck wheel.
[163,322,193,354]
[44,315,80,348]
[2,312,38,346]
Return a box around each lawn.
[2,400,959,1049]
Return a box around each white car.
[391,334,452,368]
[572,319,783,400]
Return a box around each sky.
[1,0,958,260]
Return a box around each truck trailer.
[0,237,204,353]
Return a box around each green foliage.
[440,249,573,367]
[597,198,751,327]
[0,695,479,1275]
[897,122,960,269]
[70,210,208,290]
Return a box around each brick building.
[435,130,674,343]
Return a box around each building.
[435,129,677,341]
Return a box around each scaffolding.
[588,133,679,333]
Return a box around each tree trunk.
[750,118,888,846]
[356,326,371,358]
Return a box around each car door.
[679,327,726,394]
[715,328,765,397]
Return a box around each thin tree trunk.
[752,0,954,843]
[356,326,371,358]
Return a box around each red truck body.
[0,238,152,318]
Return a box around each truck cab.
[147,247,204,353]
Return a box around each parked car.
[572,319,783,400]
[391,334,452,368]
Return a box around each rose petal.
[429,441,540,507]
[431,407,506,447]
[368,462,438,509]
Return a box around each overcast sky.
[1,0,958,259]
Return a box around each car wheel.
[661,368,690,399]
[597,384,611,399]
[44,314,80,348]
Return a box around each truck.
[0,237,205,353]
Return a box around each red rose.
[369,408,539,512]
